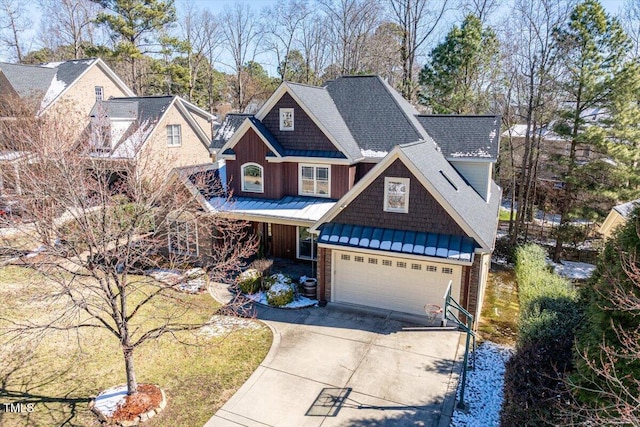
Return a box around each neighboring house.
[199,75,501,324]
[0,58,133,123]
[87,95,214,175]
[599,198,640,239]
[0,58,134,196]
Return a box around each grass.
[0,265,272,427]
[477,265,519,346]
[499,207,513,222]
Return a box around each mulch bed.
[111,384,163,422]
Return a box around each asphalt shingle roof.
[325,76,427,155]
[398,141,501,250]
[0,59,96,106]
[212,113,254,150]
[106,96,174,123]
[287,82,361,160]
[416,115,500,160]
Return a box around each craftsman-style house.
[205,76,501,323]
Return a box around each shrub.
[237,269,262,294]
[266,281,294,307]
[500,244,583,426]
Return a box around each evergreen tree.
[418,14,499,114]
[572,206,640,424]
[551,0,630,260]
[92,0,177,95]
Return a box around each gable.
[332,159,466,236]
[261,92,339,153]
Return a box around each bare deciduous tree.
[0,0,31,62]
[37,0,101,59]
[220,3,263,111]
[318,0,381,76]
[0,107,258,397]
[388,0,449,101]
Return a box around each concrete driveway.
[205,303,464,427]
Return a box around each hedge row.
[500,244,583,427]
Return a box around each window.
[279,108,294,131]
[241,163,264,193]
[384,177,409,213]
[442,267,453,274]
[382,259,392,266]
[354,256,364,263]
[95,86,103,101]
[167,124,181,146]
[426,265,437,272]
[168,218,198,256]
[396,261,406,268]
[297,227,317,260]
[300,164,330,197]
[368,257,378,264]
[411,263,422,270]
[341,254,351,261]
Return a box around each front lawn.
[0,266,272,427]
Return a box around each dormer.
[416,115,500,202]
[89,100,138,153]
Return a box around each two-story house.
[0,58,134,197]
[199,76,501,323]
[87,95,214,177]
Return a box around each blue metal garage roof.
[318,222,476,262]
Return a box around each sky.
[0,0,631,66]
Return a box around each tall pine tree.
[418,14,499,114]
[551,0,630,261]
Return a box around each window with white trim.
[167,124,182,146]
[241,163,264,193]
[280,108,294,131]
[442,267,453,274]
[95,86,104,101]
[299,164,330,197]
[168,217,198,256]
[384,177,409,213]
[297,226,317,260]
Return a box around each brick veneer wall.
[467,254,483,329]
[318,247,332,302]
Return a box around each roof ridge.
[376,76,427,141]
[417,114,500,118]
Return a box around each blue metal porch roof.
[318,222,476,262]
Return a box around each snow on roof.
[0,150,29,161]
[449,148,493,158]
[40,75,67,110]
[360,149,388,158]
[40,61,64,68]
[208,195,336,222]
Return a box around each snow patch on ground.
[199,315,261,337]
[246,291,318,309]
[451,342,513,427]
[146,268,207,293]
[549,260,595,280]
[93,384,128,417]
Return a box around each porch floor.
[270,258,317,281]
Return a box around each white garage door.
[333,250,462,316]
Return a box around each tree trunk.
[123,346,138,395]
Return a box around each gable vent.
[439,170,458,191]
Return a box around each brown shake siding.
[355,162,377,182]
[262,93,339,153]
[333,159,466,235]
